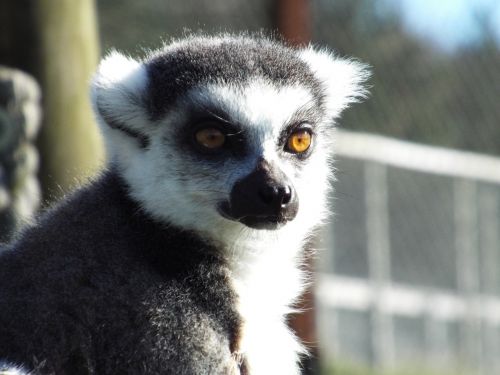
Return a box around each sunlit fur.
[1,35,368,374]
[0,361,30,375]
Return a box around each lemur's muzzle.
[218,160,299,230]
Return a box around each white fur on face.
[90,48,368,249]
[90,51,150,159]
[90,44,368,375]
[115,81,332,248]
[299,46,370,118]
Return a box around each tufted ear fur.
[90,51,151,149]
[299,46,370,120]
[0,361,30,375]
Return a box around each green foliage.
[96,0,274,54]
[312,0,500,156]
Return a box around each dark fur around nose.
[218,160,299,230]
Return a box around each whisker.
[205,108,232,125]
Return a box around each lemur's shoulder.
[0,170,242,375]
[0,169,235,304]
[0,171,140,275]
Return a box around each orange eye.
[287,129,312,154]
[195,128,226,149]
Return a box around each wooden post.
[276,0,311,45]
[34,0,105,200]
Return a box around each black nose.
[218,160,299,230]
[258,185,293,207]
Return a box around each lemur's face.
[159,82,324,231]
[92,36,368,239]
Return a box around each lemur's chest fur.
[228,243,306,375]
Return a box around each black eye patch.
[173,105,248,159]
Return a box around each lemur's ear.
[0,361,30,375]
[91,51,150,148]
[299,46,370,120]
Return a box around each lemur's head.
[91,35,368,244]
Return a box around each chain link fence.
[317,130,500,374]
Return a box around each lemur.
[0,34,368,375]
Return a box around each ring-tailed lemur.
[0,34,368,375]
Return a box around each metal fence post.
[478,186,500,371]
[364,161,394,368]
[454,179,482,371]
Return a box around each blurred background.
[1,0,499,374]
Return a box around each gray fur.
[0,34,368,374]
[144,35,324,120]
[0,172,241,374]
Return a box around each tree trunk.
[34,0,104,200]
